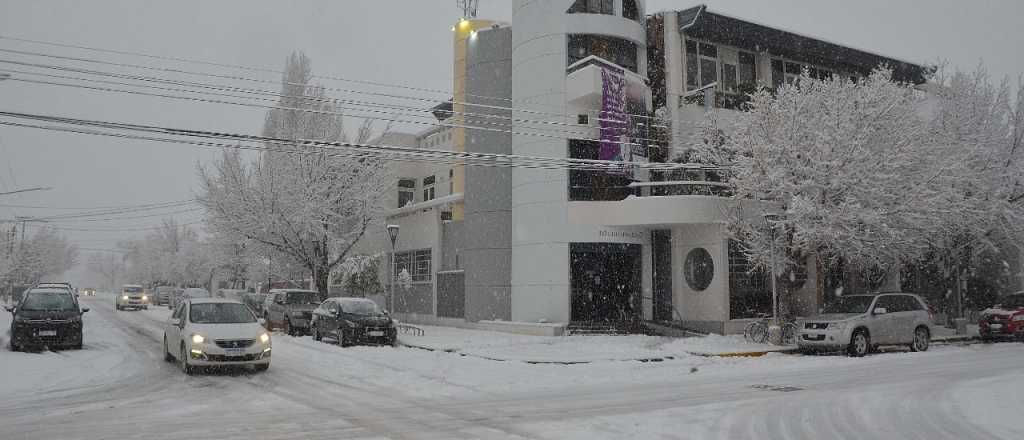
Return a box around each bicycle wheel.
[743,322,759,342]
[748,322,769,344]
[780,323,799,346]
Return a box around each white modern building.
[349,2,930,335]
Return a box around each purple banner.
[599,67,628,170]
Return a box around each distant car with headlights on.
[6,287,90,351]
[81,287,96,296]
[979,294,1024,342]
[311,297,397,347]
[162,298,271,374]
[115,284,149,310]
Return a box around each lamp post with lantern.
[386,224,400,314]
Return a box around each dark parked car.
[311,297,396,347]
[262,289,319,336]
[153,286,178,306]
[6,287,90,351]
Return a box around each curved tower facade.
[510,0,650,323]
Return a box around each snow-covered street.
[0,294,1020,440]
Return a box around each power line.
[0,34,652,120]
[0,44,667,125]
[2,74,668,152]
[0,61,672,145]
[0,110,726,172]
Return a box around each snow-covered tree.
[120,219,215,288]
[700,69,970,275]
[335,254,384,297]
[198,52,390,299]
[5,227,78,284]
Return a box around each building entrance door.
[570,243,642,322]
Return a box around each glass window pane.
[686,56,699,88]
[601,0,613,14]
[685,40,697,54]
[723,64,737,91]
[785,62,802,75]
[699,43,717,58]
[771,59,785,88]
[623,0,639,20]
[700,58,717,87]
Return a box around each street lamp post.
[386,224,400,314]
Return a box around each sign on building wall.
[599,67,648,177]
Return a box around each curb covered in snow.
[399,341,680,364]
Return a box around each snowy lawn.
[399,324,791,363]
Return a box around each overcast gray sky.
[1,0,1022,285]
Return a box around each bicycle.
[744,314,799,346]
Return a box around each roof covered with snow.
[675,4,932,84]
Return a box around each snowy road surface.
[1,295,1022,439]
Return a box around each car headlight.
[191,334,205,344]
[122,295,129,300]
[259,333,271,344]
[142,295,148,301]
[829,321,849,330]
[1013,315,1024,322]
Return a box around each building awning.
[676,5,931,84]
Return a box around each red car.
[979,294,1024,342]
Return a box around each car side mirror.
[383,309,390,316]
[4,306,14,313]
[873,307,888,315]
[169,318,181,326]
[81,307,90,313]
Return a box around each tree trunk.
[313,267,329,301]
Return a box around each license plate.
[368,331,384,337]
[38,330,57,337]
[990,323,1003,330]
[225,348,245,356]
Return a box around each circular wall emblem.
[684,248,714,291]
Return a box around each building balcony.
[566,56,651,110]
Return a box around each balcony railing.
[683,90,752,111]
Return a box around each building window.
[623,0,640,21]
[577,114,589,125]
[398,178,415,208]
[568,34,639,73]
[728,240,769,319]
[568,139,635,201]
[684,248,714,291]
[567,0,613,15]
[772,58,834,88]
[393,249,432,283]
[738,51,757,88]
[423,175,436,201]
[685,40,718,91]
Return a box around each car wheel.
[253,363,269,372]
[9,340,19,352]
[163,336,175,362]
[910,326,930,352]
[336,328,347,347]
[981,334,995,344]
[848,329,870,357]
[312,326,321,342]
[180,344,195,375]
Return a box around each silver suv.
[798,293,933,357]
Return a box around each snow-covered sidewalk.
[398,324,793,363]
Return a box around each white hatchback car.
[163,298,271,374]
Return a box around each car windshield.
[286,292,319,304]
[20,290,78,311]
[995,295,1024,309]
[822,296,875,314]
[189,303,256,324]
[123,287,143,293]
[340,300,381,316]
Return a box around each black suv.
[6,287,90,351]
